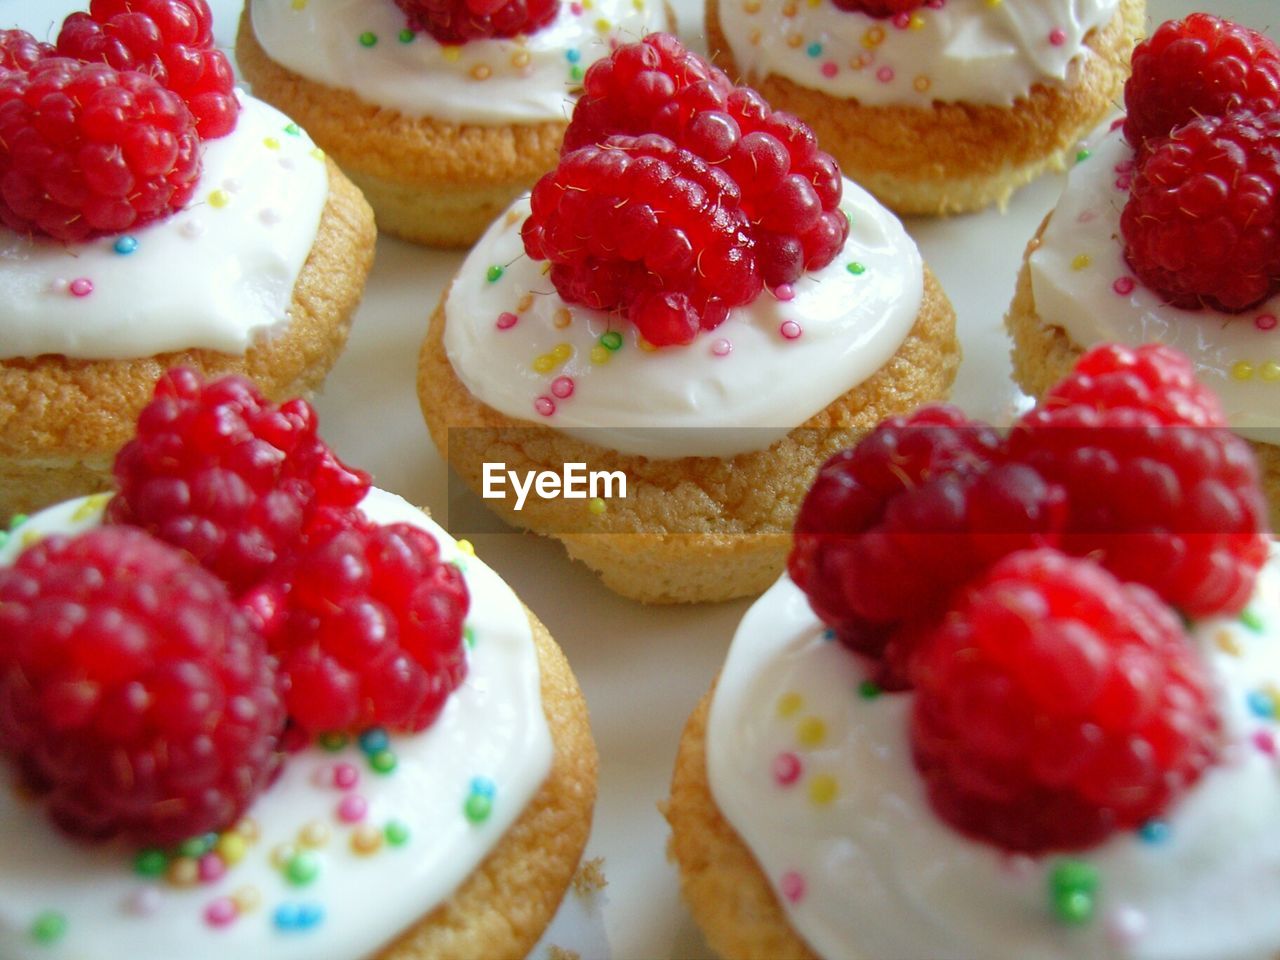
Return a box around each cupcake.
[0,4,376,522]
[418,34,959,604]
[0,368,597,960]
[236,0,670,246]
[706,0,1144,215]
[667,343,1275,959]
[1007,13,1280,526]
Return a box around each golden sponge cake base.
[0,160,376,522]
[706,0,1144,216]
[418,268,958,604]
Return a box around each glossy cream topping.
[707,563,1280,960]
[248,0,668,125]
[443,180,923,459]
[1028,122,1280,444]
[0,488,553,960]
[0,95,328,362]
[718,0,1118,107]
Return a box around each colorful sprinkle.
[1112,276,1136,296]
[358,729,389,754]
[1048,27,1067,46]
[1253,729,1277,755]
[274,902,325,932]
[216,831,248,865]
[876,66,894,83]
[167,857,199,887]
[338,794,369,824]
[820,61,838,78]
[465,791,494,824]
[808,774,838,805]
[846,262,866,276]
[333,762,359,790]
[1241,608,1265,633]
[114,235,138,254]
[298,821,331,848]
[385,820,411,847]
[285,851,321,887]
[69,277,94,298]
[1049,860,1099,925]
[486,265,505,283]
[319,732,349,752]
[1261,361,1280,382]
[204,897,238,928]
[534,396,556,417]
[779,319,803,340]
[776,692,803,718]
[711,338,732,357]
[1247,689,1277,719]
[208,189,230,209]
[773,283,796,301]
[1257,313,1277,331]
[358,31,377,47]
[134,849,168,877]
[772,752,802,786]
[600,330,623,351]
[779,871,806,904]
[284,123,301,136]
[797,716,826,747]
[1071,254,1092,271]
[369,749,398,774]
[1076,148,1092,163]
[351,824,384,856]
[1138,820,1169,844]
[551,376,575,399]
[495,311,518,330]
[858,680,882,700]
[30,911,67,945]
[1215,629,1242,656]
[197,853,226,883]
[553,308,572,329]
[399,27,414,42]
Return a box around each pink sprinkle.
[1253,729,1276,756]
[892,11,910,28]
[570,1,582,11]
[69,277,93,298]
[820,61,838,78]
[773,283,796,302]
[1115,174,1132,190]
[534,396,556,417]
[1256,313,1277,331]
[1076,209,1097,223]
[333,762,359,790]
[876,66,894,83]
[779,871,806,904]
[1048,27,1066,46]
[772,752,802,786]
[338,794,368,823]
[711,338,732,357]
[551,376,575,399]
[1113,276,1136,296]
[204,898,238,928]
[197,853,226,883]
[125,887,162,916]
[780,320,803,340]
[495,311,518,330]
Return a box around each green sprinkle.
[1241,608,1265,633]
[600,331,623,351]
[358,31,378,47]
[30,912,66,945]
[178,834,213,858]
[464,792,493,824]
[846,262,866,276]
[588,497,607,515]
[0,530,8,549]
[370,750,398,775]
[464,625,476,649]
[385,821,411,847]
[285,851,321,887]
[1054,889,1095,925]
[134,849,168,877]
[844,209,853,226]
[486,264,505,283]
[318,731,349,752]
[398,27,415,43]
[857,680,882,700]
[1075,148,1092,163]
[569,64,584,82]
[1049,860,1099,925]
[10,514,28,531]
[284,123,301,136]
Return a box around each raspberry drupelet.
[395,0,560,44]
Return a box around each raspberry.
[1120,110,1280,312]
[911,550,1220,853]
[563,34,849,289]
[56,0,239,139]
[394,0,559,44]
[1009,343,1269,618]
[1124,13,1280,153]
[259,518,470,735]
[829,0,924,17]
[522,134,762,345]
[0,526,285,845]
[0,29,54,73]
[0,58,200,241]
[107,369,371,594]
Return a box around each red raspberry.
[107,369,371,594]
[911,549,1220,853]
[830,0,924,16]
[0,58,200,241]
[522,134,762,346]
[1009,343,1269,618]
[1124,13,1280,153]
[1120,110,1280,312]
[0,29,54,73]
[56,0,239,139]
[564,34,849,289]
[257,518,470,735]
[394,0,559,44]
[0,526,285,845]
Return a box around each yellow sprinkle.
[310,147,325,161]
[582,0,593,8]
[1215,630,1241,656]
[1261,361,1280,382]
[290,0,307,9]
[20,531,39,548]
[632,0,644,9]
[167,857,199,887]
[505,209,523,226]
[298,821,331,849]
[797,716,827,747]
[208,189,230,209]
[235,817,261,842]
[595,17,611,33]
[511,50,531,69]
[442,46,461,62]
[782,1,798,15]
[552,342,573,362]
[270,844,296,870]
[986,0,1002,6]
[1071,253,1092,271]
[72,493,110,521]
[216,832,248,865]
[471,64,492,81]
[588,497,607,515]
[263,137,280,150]
[232,887,262,914]
[913,75,930,92]
[638,338,657,353]
[787,32,804,48]
[352,825,383,856]
[862,26,885,48]
[850,54,869,70]
[1232,361,1255,381]
[807,0,821,6]
[743,0,761,10]
[776,692,803,718]
[456,539,476,556]
[809,774,838,806]
[749,28,762,45]
[553,308,572,329]
[516,292,534,313]
[590,345,611,365]
[909,13,925,28]
[532,354,557,374]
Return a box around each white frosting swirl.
[0,489,553,960]
[442,180,923,459]
[0,94,328,362]
[248,0,668,125]
[1028,121,1280,444]
[718,0,1118,107]
[707,562,1280,960]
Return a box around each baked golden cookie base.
[418,268,959,604]
[378,606,598,960]
[706,0,1144,216]
[0,159,376,522]
[665,687,820,960]
[1006,216,1280,531]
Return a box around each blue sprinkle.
[806,42,823,58]
[113,235,138,255]
[1247,689,1276,719]
[470,776,496,798]
[1138,820,1170,844]
[822,628,836,641]
[275,903,325,932]
[297,903,325,929]
[566,49,581,63]
[358,728,389,755]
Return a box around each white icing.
[719,0,1118,107]
[248,0,667,125]
[707,563,1280,960]
[0,94,328,362]
[1028,121,1280,444]
[0,489,554,960]
[442,180,923,459]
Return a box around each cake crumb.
[548,947,580,960]
[571,857,607,897]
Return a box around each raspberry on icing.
[0,526,285,846]
[395,0,559,44]
[829,0,925,17]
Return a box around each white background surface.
[1,0,1270,956]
